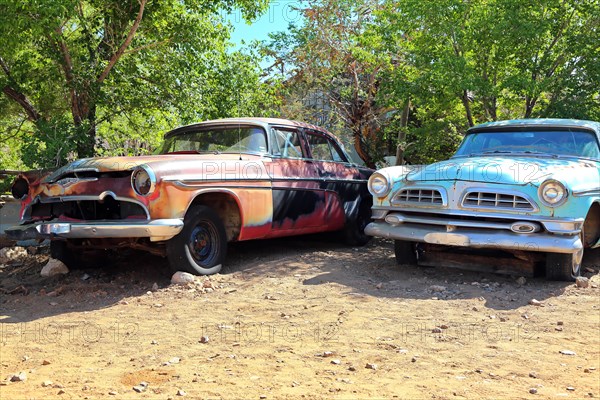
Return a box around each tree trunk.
[395,98,411,166]
[461,90,474,127]
[524,96,537,118]
[490,96,497,121]
[352,126,375,169]
[75,102,97,159]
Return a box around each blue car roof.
[468,118,600,138]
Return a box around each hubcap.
[187,221,219,266]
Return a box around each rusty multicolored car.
[7,118,374,274]
[366,119,600,281]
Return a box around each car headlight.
[131,165,156,196]
[538,179,567,207]
[368,172,391,197]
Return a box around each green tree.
[379,0,600,126]
[265,0,394,168]
[0,0,273,168]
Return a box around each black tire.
[343,197,372,246]
[545,250,582,281]
[394,240,418,265]
[50,240,83,268]
[167,205,227,275]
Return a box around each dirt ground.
[1,236,599,400]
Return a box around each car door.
[264,126,329,234]
[304,129,369,230]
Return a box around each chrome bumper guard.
[365,220,582,254]
[6,219,184,241]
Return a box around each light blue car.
[365,119,600,281]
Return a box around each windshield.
[454,130,600,159]
[161,126,267,154]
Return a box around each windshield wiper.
[475,150,557,157]
[513,150,559,158]
[467,150,514,156]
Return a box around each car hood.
[404,156,599,186]
[43,154,267,183]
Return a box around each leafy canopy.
[0,0,276,170]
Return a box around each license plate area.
[424,232,470,246]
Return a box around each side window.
[270,128,304,158]
[306,132,346,162]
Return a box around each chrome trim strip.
[322,178,368,184]
[163,177,268,183]
[55,177,98,186]
[572,188,600,197]
[369,206,584,234]
[46,168,100,183]
[382,212,541,232]
[170,181,271,190]
[21,219,183,240]
[7,219,184,240]
[164,177,367,184]
[370,205,573,221]
[365,221,582,254]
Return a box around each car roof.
[164,117,338,140]
[467,118,600,138]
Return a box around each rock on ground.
[575,276,590,288]
[10,372,27,382]
[40,258,69,277]
[171,271,196,285]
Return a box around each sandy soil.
[1,237,599,400]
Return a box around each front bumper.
[365,221,582,254]
[6,219,184,241]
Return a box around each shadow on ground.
[0,248,173,323]
[228,235,599,311]
[1,236,597,323]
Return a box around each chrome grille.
[394,188,443,205]
[462,191,534,211]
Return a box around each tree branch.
[124,39,170,55]
[2,86,42,122]
[52,28,83,124]
[0,118,27,142]
[97,0,147,84]
[0,56,42,122]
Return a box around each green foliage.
[378,0,600,124]
[96,109,175,157]
[403,120,463,165]
[269,0,599,165]
[0,0,275,169]
[264,0,392,167]
[2,0,598,170]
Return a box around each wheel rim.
[187,220,220,267]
